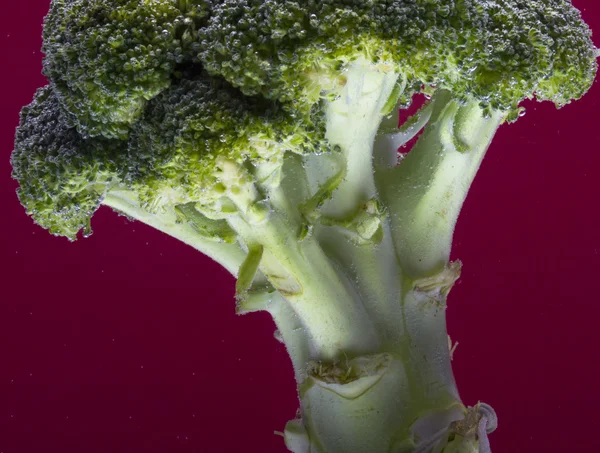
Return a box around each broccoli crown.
[198,0,597,112]
[127,75,327,212]
[12,0,598,240]
[42,0,210,139]
[11,86,124,240]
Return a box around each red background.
[1,2,599,452]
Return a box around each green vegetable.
[11,1,598,452]
[42,0,210,139]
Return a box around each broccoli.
[11,86,126,239]
[42,0,210,139]
[10,0,598,452]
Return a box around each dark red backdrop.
[1,2,599,452]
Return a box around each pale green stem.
[321,60,401,218]
[314,221,406,349]
[102,190,245,275]
[266,293,312,381]
[100,124,497,452]
[281,256,495,453]
[374,101,434,170]
[377,91,505,279]
[279,153,312,210]
[277,91,504,452]
[227,211,380,361]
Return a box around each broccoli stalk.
[105,67,500,452]
[102,190,246,275]
[226,87,501,453]
[378,91,505,279]
[320,59,401,218]
[10,0,598,452]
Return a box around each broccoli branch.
[102,190,246,275]
[377,91,505,278]
[321,60,402,218]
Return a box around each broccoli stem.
[374,100,434,170]
[105,185,496,452]
[227,208,381,360]
[273,239,498,453]
[377,91,505,279]
[321,60,401,218]
[248,90,503,452]
[314,217,406,351]
[277,251,491,453]
[103,86,503,453]
[102,189,321,378]
[101,93,501,451]
[218,167,494,451]
[102,190,246,275]
[266,292,312,380]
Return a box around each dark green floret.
[42,0,211,139]
[11,86,124,240]
[198,0,597,114]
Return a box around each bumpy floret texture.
[198,0,597,113]
[13,0,598,241]
[43,0,210,139]
[127,75,328,212]
[11,86,124,240]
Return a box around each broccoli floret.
[126,75,328,214]
[42,0,210,139]
[11,86,124,239]
[10,1,599,453]
[199,0,596,113]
